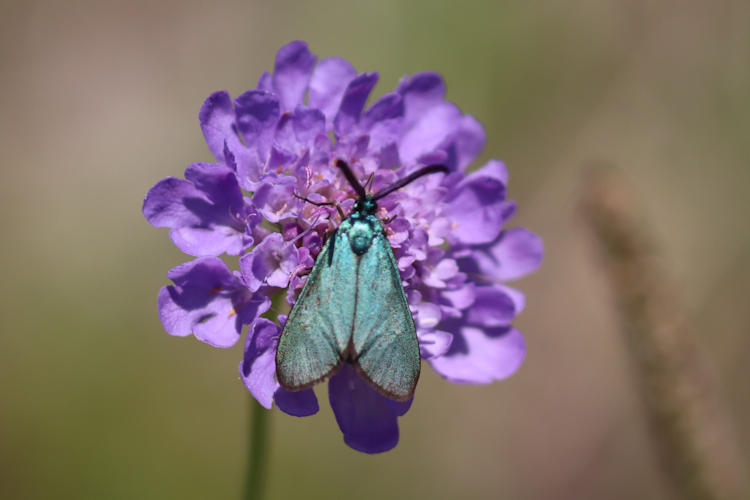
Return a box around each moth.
[276,160,448,401]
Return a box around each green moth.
[276,160,448,401]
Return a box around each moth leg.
[295,267,312,278]
[382,214,398,225]
[294,191,346,222]
[293,191,336,207]
[362,172,375,192]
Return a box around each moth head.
[353,196,377,216]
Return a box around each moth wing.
[352,229,420,401]
[276,230,356,390]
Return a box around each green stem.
[244,397,270,500]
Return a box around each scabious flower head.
[143,41,543,453]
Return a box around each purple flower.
[144,41,543,453]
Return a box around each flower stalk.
[244,398,270,500]
[582,167,748,500]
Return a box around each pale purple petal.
[199,91,241,162]
[170,226,249,257]
[239,233,300,292]
[193,293,268,348]
[184,162,244,213]
[464,285,516,327]
[144,164,249,257]
[251,176,299,223]
[157,286,194,337]
[466,159,508,185]
[453,114,486,171]
[240,318,279,409]
[444,176,506,245]
[329,364,406,454]
[498,284,525,315]
[272,41,317,111]
[428,217,452,246]
[476,228,544,281]
[360,93,404,130]
[360,93,404,153]
[308,57,357,124]
[399,102,461,166]
[333,72,378,137]
[235,90,280,161]
[158,258,264,348]
[418,330,453,360]
[430,325,525,384]
[143,177,202,228]
[292,107,326,148]
[422,258,459,289]
[440,282,476,310]
[257,71,273,92]
[397,72,446,128]
[416,302,442,330]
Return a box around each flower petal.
[143,177,202,228]
[333,72,378,137]
[250,176,299,223]
[274,388,319,417]
[361,93,404,153]
[157,286,194,337]
[308,57,357,125]
[199,91,242,162]
[272,41,317,111]
[239,233,299,292]
[234,90,280,163]
[477,228,544,281]
[399,102,461,166]
[430,324,525,384]
[466,159,508,185]
[169,226,248,257]
[464,285,516,327]
[418,330,453,360]
[193,293,268,348]
[145,164,249,256]
[328,365,405,453]
[397,71,446,129]
[292,106,326,148]
[184,162,243,214]
[453,114,486,171]
[240,318,280,408]
[444,175,507,245]
[158,258,254,348]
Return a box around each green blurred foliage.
[1,0,748,499]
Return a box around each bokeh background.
[1,0,749,498]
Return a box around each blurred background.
[1,0,749,498]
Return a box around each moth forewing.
[275,230,354,390]
[351,219,420,401]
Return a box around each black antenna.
[373,164,449,201]
[334,160,367,199]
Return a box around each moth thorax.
[348,220,375,255]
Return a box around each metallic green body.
[275,201,420,401]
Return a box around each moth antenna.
[335,159,367,199]
[373,165,449,201]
